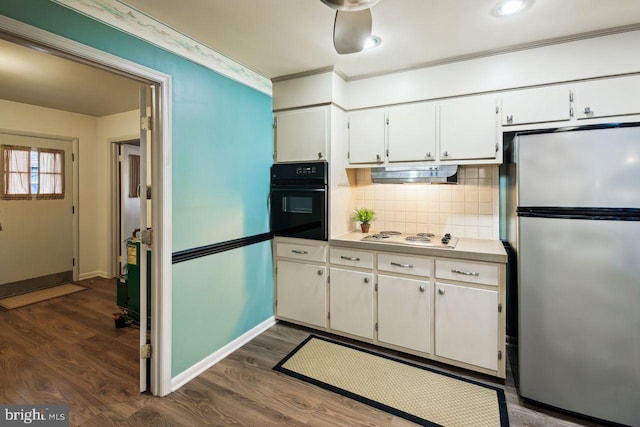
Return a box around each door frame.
[0,16,173,397]
[110,139,141,278]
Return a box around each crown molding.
[51,0,272,95]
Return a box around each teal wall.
[0,0,274,377]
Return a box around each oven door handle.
[270,187,327,192]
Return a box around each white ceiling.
[1,0,640,116]
[0,38,141,117]
[120,0,640,79]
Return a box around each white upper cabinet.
[501,86,572,125]
[576,75,640,119]
[387,102,437,162]
[439,94,498,161]
[348,109,386,164]
[274,107,328,162]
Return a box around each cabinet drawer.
[378,253,431,277]
[277,242,326,262]
[436,259,499,286]
[330,248,374,269]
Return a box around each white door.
[377,275,431,353]
[348,109,386,164]
[501,85,572,125]
[576,75,640,119]
[0,133,73,293]
[276,260,327,327]
[435,283,498,370]
[275,107,328,162]
[387,102,437,162]
[439,94,498,161]
[138,86,153,393]
[329,267,374,339]
[121,144,141,274]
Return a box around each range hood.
[370,165,458,184]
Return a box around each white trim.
[50,0,272,96]
[79,271,109,280]
[72,138,79,282]
[170,317,276,392]
[0,15,173,398]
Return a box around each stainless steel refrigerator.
[506,125,640,426]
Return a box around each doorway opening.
[0,16,172,396]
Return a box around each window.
[1,145,31,199]
[1,144,64,200]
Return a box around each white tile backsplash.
[354,165,500,239]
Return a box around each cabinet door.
[276,260,327,327]
[329,268,374,339]
[378,275,430,353]
[502,86,571,125]
[387,103,437,162]
[440,94,498,161]
[576,75,640,119]
[275,107,328,162]
[348,109,386,164]
[435,283,498,370]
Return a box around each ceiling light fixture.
[494,0,528,16]
[364,35,381,49]
[321,0,379,12]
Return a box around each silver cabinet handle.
[584,107,592,114]
[442,151,449,157]
[340,255,361,261]
[506,114,513,123]
[438,288,445,295]
[317,270,323,276]
[376,154,381,162]
[419,285,426,292]
[451,269,479,277]
[318,152,323,159]
[291,250,308,255]
[426,151,431,158]
[364,277,369,283]
[391,262,414,268]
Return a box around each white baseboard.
[79,271,109,281]
[170,316,276,392]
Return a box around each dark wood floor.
[0,277,602,426]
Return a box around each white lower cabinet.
[434,282,498,371]
[377,275,431,354]
[329,267,375,339]
[276,260,327,328]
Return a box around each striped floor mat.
[274,335,509,426]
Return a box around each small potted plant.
[353,207,376,233]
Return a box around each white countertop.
[330,231,507,263]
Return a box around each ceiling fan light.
[364,35,381,49]
[494,0,528,16]
[321,0,380,12]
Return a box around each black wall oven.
[270,162,328,241]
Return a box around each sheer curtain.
[1,145,31,199]
[37,148,64,199]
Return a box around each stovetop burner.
[406,235,431,242]
[360,231,458,249]
[416,232,435,237]
[368,233,391,239]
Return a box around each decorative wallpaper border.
[51,0,273,95]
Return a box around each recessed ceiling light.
[494,0,528,16]
[364,35,381,49]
